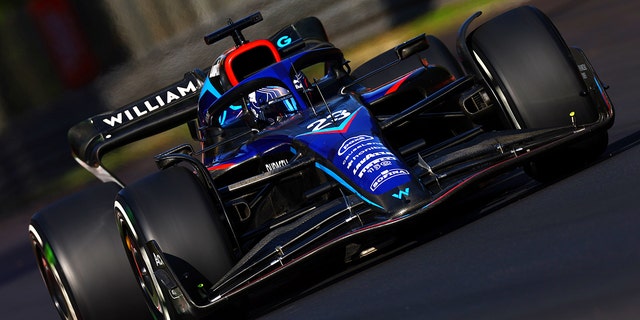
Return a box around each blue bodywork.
[197,48,430,215]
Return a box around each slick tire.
[29,182,151,320]
[115,165,235,319]
[468,6,608,182]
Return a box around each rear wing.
[268,16,333,57]
[203,12,333,58]
[68,69,207,184]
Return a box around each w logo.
[392,187,410,200]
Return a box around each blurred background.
[4,1,640,319]
[0,0,464,217]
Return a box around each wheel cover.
[115,201,170,320]
[29,225,79,320]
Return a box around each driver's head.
[247,86,299,128]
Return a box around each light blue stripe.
[200,77,222,99]
[218,110,227,126]
[284,98,297,112]
[315,162,382,209]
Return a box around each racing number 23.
[307,110,351,132]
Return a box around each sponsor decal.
[391,187,410,199]
[101,81,198,127]
[265,159,288,171]
[357,155,396,178]
[335,133,409,193]
[338,135,373,156]
[342,141,381,167]
[370,169,409,192]
[297,107,412,196]
[153,252,164,267]
[276,35,292,48]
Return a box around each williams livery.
[99,80,199,128]
[29,6,614,320]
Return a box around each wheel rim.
[29,225,79,320]
[115,202,169,319]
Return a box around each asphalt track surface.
[1,0,639,319]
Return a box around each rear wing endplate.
[68,69,207,184]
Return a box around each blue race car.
[29,6,614,319]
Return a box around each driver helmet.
[208,49,306,129]
[247,86,299,128]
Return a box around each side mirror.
[395,34,429,60]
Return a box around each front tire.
[115,166,235,318]
[29,182,151,320]
[468,6,608,181]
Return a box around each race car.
[29,6,614,320]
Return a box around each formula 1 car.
[29,6,614,320]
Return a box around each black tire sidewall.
[469,6,598,129]
[29,182,151,320]
[116,166,234,291]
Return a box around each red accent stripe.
[385,72,412,95]
[207,163,235,171]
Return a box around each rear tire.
[115,166,235,318]
[468,6,608,181]
[29,182,151,320]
